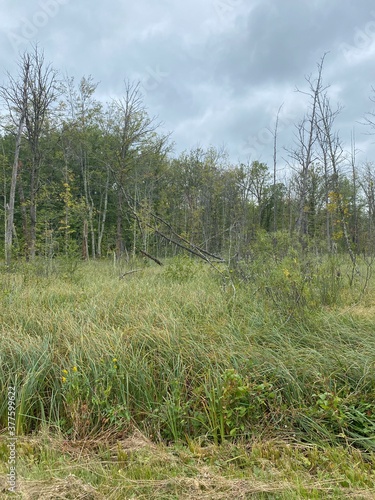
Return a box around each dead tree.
[288,55,327,239]
[0,52,31,266]
[315,79,357,268]
[273,104,283,232]
[23,47,59,259]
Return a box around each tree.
[315,77,356,265]
[238,160,270,229]
[107,80,163,259]
[61,75,104,259]
[22,46,59,259]
[360,163,375,250]
[0,51,31,266]
[288,55,326,238]
[273,104,283,232]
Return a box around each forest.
[1,48,375,267]
[1,48,375,499]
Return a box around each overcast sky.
[1,0,375,175]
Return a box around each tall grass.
[0,253,374,453]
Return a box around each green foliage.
[308,390,375,447]
[201,369,278,441]
[228,232,372,317]
[164,255,200,282]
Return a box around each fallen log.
[119,269,142,279]
[139,249,163,266]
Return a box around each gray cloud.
[1,0,375,167]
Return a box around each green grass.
[0,254,374,498]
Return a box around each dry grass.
[1,432,374,499]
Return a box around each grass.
[1,431,374,499]
[0,252,374,498]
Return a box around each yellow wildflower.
[72,366,78,372]
[62,369,68,375]
[61,377,67,383]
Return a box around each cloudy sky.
[1,0,375,174]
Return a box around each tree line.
[1,48,375,266]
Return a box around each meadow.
[0,246,374,498]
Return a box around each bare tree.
[317,128,333,252]
[315,78,357,267]
[288,55,327,238]
[0,52,31,266]
[360,162,375,248]
[23,47,59,259]
[273,104,283,232]
[349,130,359,248]
[363,85,375,131]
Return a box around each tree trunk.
[17,163,30,260]
[82,219,89,260]
[82,151,96,259]
[116,189,124,259]
[29,165,38,260]
[97,167,110,257]
[5,118,24,266]
[273,104,282,232]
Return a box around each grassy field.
[0,250,374,498]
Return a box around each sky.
[1,0,375,178]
